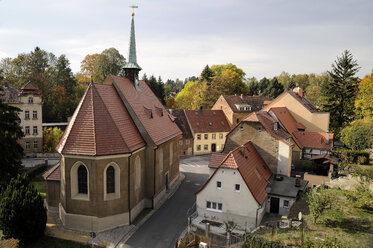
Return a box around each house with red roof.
[195,141,307,230]
[184,109,230,155]
[169,109,194,156]
[212,94,271,128]
[43,12,182,232]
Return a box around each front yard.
[254,187,373,247]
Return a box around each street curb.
[114,173,186,247]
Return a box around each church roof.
[105,75,182,146]
[56,83,145,156]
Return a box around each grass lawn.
[1,235,91,248]
[254,188,373,247]
[31,181,46,199]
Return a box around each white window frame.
[204,134,208,140]
[25,126,30,135]
[28,97,33,103]
[219,133,223,139]
[197,134,201,140]
[212,134,216,139]
[235,184,240,192]
[33,126,38,135]
[33,140,38,149]
[206,201,223,212]
[25,111,30,119]
[216,181,222,189]
[32,111,37,119]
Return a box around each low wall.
[37,153,60,158]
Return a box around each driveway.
[123,155,211,248]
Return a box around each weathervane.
[129,5,138,16]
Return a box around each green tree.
[200,64,214,83]
[322,50,360,133]
[92,48,126,83]
[258,77,270,95]
[143,75,166,104]
[291,74,310,90]
[308,187,331,224]
[247,77,260,95]
[340,118,373,150]
[262,77,284,99]
[277,71,291,89]
[305,85,323,107]
[0,87,24,187]
[355,73,373,119]
[286,78,296,90]
[0,174,47,244]
[43,127,64,152]
[174,80,204,109]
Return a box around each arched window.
[78,165,88,194]
[106,166,115,194]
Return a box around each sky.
[0,0,372,81]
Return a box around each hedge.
[335,149,370,165]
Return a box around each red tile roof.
[222,95,271,113]
[107,76,182,145]
[43,163,60,181]
[184,109,230,133]
[57,83,145,156]
[197,141,272,205]
[269,107,333,149]
[242,111,293,146]
[170,109,194,139]
[208,153,228,168]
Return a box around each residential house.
[196,141,307,229]
[169,109,194,156]
[262,87,329,132]
[43,13,182,232]
[223,111,294,176]
[184,109,230,155]
[1,82,43,154]
[212,94,271,128]
[196,142,271,229]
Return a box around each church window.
[78,165,88,194]
[106,166,115,194]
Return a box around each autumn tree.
[305,85,323,107]
[174,80,204,109]
[43,127,64,152]
[322,50,360,133]
[93,48,126,83]
[80,53,99,83]
[355,73,373,119]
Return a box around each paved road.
[123,155,210,248]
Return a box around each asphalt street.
[123,155,211,248]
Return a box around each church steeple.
[124,8,142,89]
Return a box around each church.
[43,11,182,232]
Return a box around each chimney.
[240,94,244,100]
[295,175,301,187]
[298,88,303,98]
[326,131,330,145]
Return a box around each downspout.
[255,205,261,227]
[128,155,131,225]
[152,148,157,209]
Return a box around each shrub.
[357,156,367,165]
[303,237,346,248]
[0,174,47,244]
[245,233,285,248]
[26,163,49,181]
[308,187,331,224]
[335,149,369,165]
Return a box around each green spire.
[124,13,142,70]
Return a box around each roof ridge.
[57,83,91,153]
[91,84,97,155]
[91,84,130,153]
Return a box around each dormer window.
[143,107,153,119]
[209,122,212,126]
[155,106,163,117]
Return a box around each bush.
[308,186,331,224]
[303,237,346,248]
[335,149,370,165]
[0,174,47,244]
[26,163,49,181]
[357,156,367,165]
[245,233,285,248]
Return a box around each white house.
[195,141,272,229]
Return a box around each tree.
[340,118,373,150]
[286,78,296,90]
[143,75,166,104]
[200,65,214,83]
[43,127,64,152]
[305,85,323,107]
[322,50,360,133]
[355,73,373,119]
[80,53,99,83]
[262,77,284,99]
[174,80,203,109]
[247,77,260,95]
[92,48,126,83]
[166,97,175,109]
[277,71,291,89]
[291,74,310,90]
[258,77,270,95]
[0,174,47,244]
[308,187,331,223]
[0,87,24,187]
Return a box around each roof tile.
[185,109,230,133]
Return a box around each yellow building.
[184,109,230,155]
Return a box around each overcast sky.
[0,0,372,80]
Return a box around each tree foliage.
[262,77,284,99]
[0,174,47,244]
[322,50,360,133]
[355,73,373,119]
[340,118,373,150]
[305,85,323,107]
[79,53,99,83]
[43,127,64,152]
[142,74,166,104]
[92,48,126,83]
[308,186,331,224]
[0,87,24,187]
